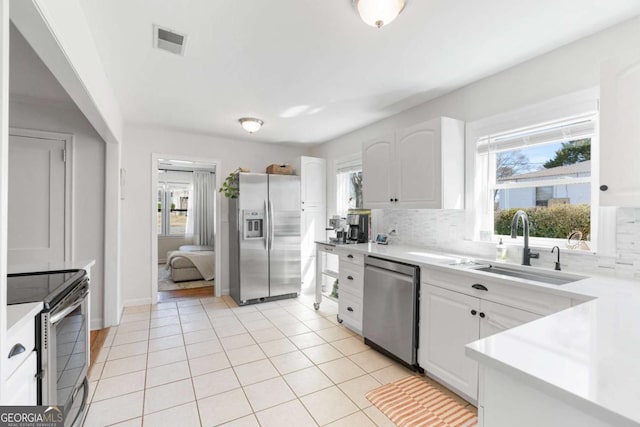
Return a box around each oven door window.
[56,303,87,411]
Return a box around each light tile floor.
[85,293,416,427]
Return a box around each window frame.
[465,88,603,252]
[334,154,363,216]
[157,179,192,237]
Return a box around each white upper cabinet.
[600,52,640,207]
[362,136,395,208]
[362,118,464,210]
[299,156,326,207]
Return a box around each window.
[476,114,596,244]
[336,164,363,215]
[158,179,191,236]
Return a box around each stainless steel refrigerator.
[229,173,301,305]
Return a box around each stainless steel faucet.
[510,210,539,266]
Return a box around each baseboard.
[123,297,153,308]
[90,318,104,331]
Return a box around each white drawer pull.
[8,343,25,358]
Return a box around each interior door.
[268,174,301,297]
[8,134,66,265]
[300,157,326,207]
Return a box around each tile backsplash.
[373,207,640,281]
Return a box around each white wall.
[312,16,640,217]
[120,124,312,306]
[9,99,106,329]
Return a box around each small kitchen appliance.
[346,209,371,243]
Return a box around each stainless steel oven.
[39,273,90,427]
[8,269,90,426]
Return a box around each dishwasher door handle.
[365,264,415,283]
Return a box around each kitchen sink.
[472,264,584,285]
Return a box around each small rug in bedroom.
[366,375,478,427]
[158,266,214,291]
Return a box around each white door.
[479,300,540,339]
[395,119,442,208]
[300,156,326,208]
[419,284,480,401]
[362,136,395,208]
[8,134,66,265]
[600,51,640,207]
[301,207,326,289]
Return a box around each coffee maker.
[346,209,371,243]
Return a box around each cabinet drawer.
[6,315,36,379]
[339,291,363,332]
[339,263,364,298]
[423,268,572,316]
[339,251,364,266]
[5,351,37,405]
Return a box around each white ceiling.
[78,0,640,144]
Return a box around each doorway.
[150,154,221,303]
[8,128,73,265]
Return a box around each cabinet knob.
[600,185,608,191]
[472,284,488,291]
[347,307,354,312]
[470,310,477,316]
[8,343,26,358]
[347,276,354,281]
[479,312,486,318]
[394,198,398,202]
[389,198,394,202]
[302,201,305,204]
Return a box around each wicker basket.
[266,164,293,175]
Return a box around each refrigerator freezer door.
[268,175,301,297]
[238,173,269,301]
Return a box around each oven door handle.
[49,291,89,325]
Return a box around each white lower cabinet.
[337,251,365,333]
[5,351,37,405]
[419,283,541,402]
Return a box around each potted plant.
[219,168,249,198]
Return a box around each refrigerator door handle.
[264,200,269,250]
[268,199,275,251]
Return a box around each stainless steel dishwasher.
[363,256,419,369]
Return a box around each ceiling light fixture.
[354,0,406,29]
[238,117,264,134]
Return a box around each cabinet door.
[479,300,540,339]
[300,156,326,207]
[419,284,480,400]
[600,52,640,207]
[301,207,326,288]
[395,119,442,208]
[362,136,395,208]
[5,351,37,405]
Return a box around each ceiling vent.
[153,25,187,55]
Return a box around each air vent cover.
[153,25,187,55]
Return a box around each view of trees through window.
[493,138,592,240]
[158,183,191,235]
[337,169,363,215]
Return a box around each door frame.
[9,127,74,262]
[150,153,222,303]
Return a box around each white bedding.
[166,250,215,281]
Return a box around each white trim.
[151,153,222,303]
[334,152,362,173]
[8,127,74,262]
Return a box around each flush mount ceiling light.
[238,117,264,134]
[354,0,406,28]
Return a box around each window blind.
[477,114,597,154]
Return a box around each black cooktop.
[7,269,87,309]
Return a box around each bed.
[167,245,215,282]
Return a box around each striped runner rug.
[366,376,478,427]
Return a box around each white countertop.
[315,241,640,426]
[7,302,43,335]
[8,259,96,275]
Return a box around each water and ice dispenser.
[243,210,264,240]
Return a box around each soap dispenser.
[496,238,507,260]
